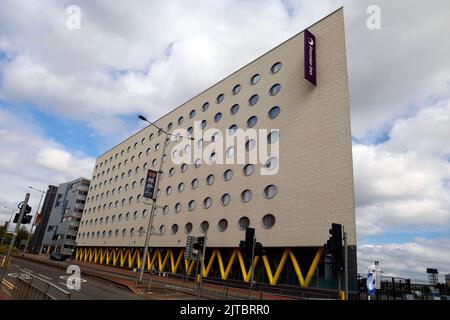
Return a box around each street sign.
[185,236,198,261]
[367,272,377,295]
[143,169,158,199]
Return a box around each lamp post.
[136,115,194,284]
[0,207,15,247]
[23,186,46,254]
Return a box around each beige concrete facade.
[76,8,355,249]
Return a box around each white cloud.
[354,98,450,237]
[0,0,340,134]
[358,238,450,280]
[0,109,95,225]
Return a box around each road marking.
[38,274,52,280]
[59,281,80,291]
[59,275,87,283]
[22,268,33,273]
[7,272,32,280]
[2,279,15,290]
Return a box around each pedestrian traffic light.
[325,223,343,275]
[193,236,205,251]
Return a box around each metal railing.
[13,270,71,300]
[138,271,335,300]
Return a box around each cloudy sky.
[0,0,449,280]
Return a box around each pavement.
[1,253,296,300]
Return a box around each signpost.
[367,271,377,300]
[304,29,317,85]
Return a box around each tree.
[15,226,30,248]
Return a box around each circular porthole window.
[171,224,178,234]
[262,214,276,229]
[271,62,282,74]
[241,189,252,203]
[245,139,256,151]
[243,164,255,176]
[249,95,259,106]
[228,124,238,135]
[203,197,212,209]
[200,221,209,233]
[206,174,215,186]
[230,104,239,115]
[270,84,282,96]
[247,116,257,128]
[216,93,225,104]
[223,169,233,181]
[265,157,279,171]
[221,193,231,206]
[267,130,279,144]
[232,84,241,95]
[264,185,278,199]
[188,200,196,212]
[202,102,209,112]
[218,219,228,232]
[250,74,260,85]
[238,217,250,230]
[185,223,193,234]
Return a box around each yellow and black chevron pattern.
[76,246,323,288]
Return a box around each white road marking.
[22,268,33,273]
[59,275,87,282]
[7,272,32,280]
[59,281,80,291]
[38,274,52,280]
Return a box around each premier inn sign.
[304,29,317,85]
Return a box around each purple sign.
[304,29,317,85]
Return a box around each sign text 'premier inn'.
[304,29,317,85]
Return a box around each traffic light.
[254,242,265,256]
[13,205,32,224]
[193,236,205,251]
[325,223,343,275]
[240,227,255,256]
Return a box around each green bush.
[0,244,19,255]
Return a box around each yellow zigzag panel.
[75,247,323,288]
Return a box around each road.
[0,255,144,300]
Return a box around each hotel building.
[76,8,357,290]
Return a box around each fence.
[138,271,337,300]
[13,270,71,300]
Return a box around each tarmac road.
[0,255,144,300]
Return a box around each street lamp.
[23,186,46,254]
[136,115,194,283]
[0,206,15,247]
